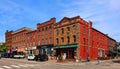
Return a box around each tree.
[0,43,7,53]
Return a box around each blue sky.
[0,0,120,42]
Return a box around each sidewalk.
[46,58,120,65]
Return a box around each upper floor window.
[50,26,52,34]
[67,27,70,32]
[56,38,59,44]
[46,38,48,44]
[33,42,35,46]
[56,29,59,35]
[38,29,41,35]
[38,40,40,45]
[73,25,77,32]
[61,37,64,44]
[42,39,44,45]
[46,27,48,34]
[73,35,76,43]
[61,28,64,34]
[67,36,70,44]
[67,27,70,34]
[29,36,32,40]
[50,38,52,44]
[30,42,32,46]
[42,28,44,35]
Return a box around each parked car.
[28,54,35,60]
[9,53,14,58]
[14,54,25,59]
[14,52,25,59]
[2,53,10,58]
[35,54,48,61]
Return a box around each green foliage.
[0,43,7,53]
[58,56,63,60]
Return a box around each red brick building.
[91,28,108,59]
[26,30,37,55]
[54,16,80,60]
[53,16,116,61]
[5,16,116,61]
[36,18,56,58]
[5,30,13,53]
[5,27,33,55]
[79,19,93,60]
[107,37,116,58]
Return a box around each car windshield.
[29,54,34,56]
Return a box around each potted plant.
[57,55,63,62]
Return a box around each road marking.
[2,66,11,69]
[25,64,35,67]
[18,64,29,67]
[11,65,21,68]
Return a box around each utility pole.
[88,23,90,61]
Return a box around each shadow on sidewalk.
[112,60,120,63]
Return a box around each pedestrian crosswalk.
[2,66,11,69]
[0,64,38,69]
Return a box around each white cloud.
[108,0,120,11]
[59,0,120,41]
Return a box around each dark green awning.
[54,44,78,49]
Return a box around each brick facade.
[54,16,80,59]
[37,18,55,46]
[26,30,37,55]
[5,16,116,61]
[36,18,56,57]
[5,30,13,52]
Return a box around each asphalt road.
[0,58,120,69]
